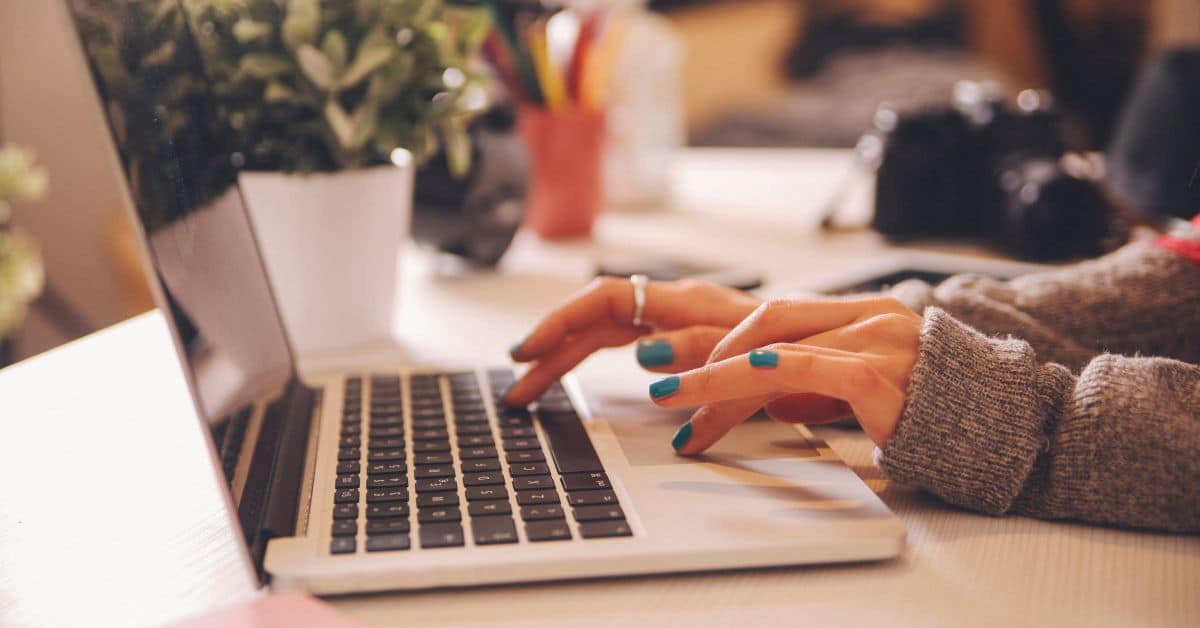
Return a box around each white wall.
[0,0,147,359]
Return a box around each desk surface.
[2,149,1197,628]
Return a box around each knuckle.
[757,298,796,323]
[870,295,911,315]
[591,275,622,293]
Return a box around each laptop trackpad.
[586,393,821,467]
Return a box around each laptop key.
[461,459,501,473]
[413,440,451,453]
[331,520,358,536]
[578,520,632,539]
[466,486,508,502]
[463,472,505,486]
[520,504,565,521]
[367,487,408,503]
[515,490,558,505]
[512,476,554,490]
[334,489,359,503]
[567,490,618,506]
[455,424,492,436]
[336,474,360,489]
[368,449,405,462]
[500,426,536,439]
[410,453,449,465]
[458,435,495,447]
[417,492,459,507]
[502,438,540,451]
[415,477,456,493]
[338,448,361,461]
[573,504,625,522]
[330,537,357,554]
[538,410,604,474]
[453,412,489,425]
[413,428,449,441]
[414,465,454,479]
[365,534,411,552]
[367,503,410,519]
[468,500,512,517]
[411,418,447,429]
[332,504,358,519]
[368,461,406,476]
[418,506,462,523]
[366,519,410,534]
[509,463,549,477]
[506,450,545,463]
[459,446,499,459]
[525,520,572,542]
[370,425,404,438]
[370,437,406,450]
[366,474,407,489]
[419,523,465,548]
[472,516,519,545]
[561,472,610,492]
[340,424,362,436]
[337,461,361,474]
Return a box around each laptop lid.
[63,0,314,579]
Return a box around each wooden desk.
[2,149,1196,627]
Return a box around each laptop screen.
[65,1,296,483]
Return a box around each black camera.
[864,81,1125,261]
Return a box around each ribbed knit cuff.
[877,308,1066,515]
[887,279,935,315]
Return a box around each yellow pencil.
[528,19,567,111]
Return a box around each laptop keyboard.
[329,369,631,555]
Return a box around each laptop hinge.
[240,377,318,581]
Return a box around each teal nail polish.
[649,376,681,399]
[637,340,674,367]
[671,421,693,451]
[749,349,779,368]
[509,339,525,358]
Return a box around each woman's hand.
[651,297,922,450]
[504,277,761,405]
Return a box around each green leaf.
[295,45,335,90]
[324,100,355,149]
[321,30,349,78]
[233,19,272,44]
[281,0,319,49]
[238,53,292,79]
[442,118,471,178]
[347,104,380,151]
[263,81,298,103]
[338,42,395,89]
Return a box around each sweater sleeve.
[877,309,1200,533]
[887,241,1200,371]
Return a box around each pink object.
[518,105,607,239]
[168,592,362,628]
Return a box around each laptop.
[62,0,903,594]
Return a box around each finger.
[708,296,909,364]
[504,321,641,406]
[673,397,769,455]
[764,393,853,424]
[635,326,729,373]
[654,345,905,452]
[513,278,758,362]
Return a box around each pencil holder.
[517,105,607,239]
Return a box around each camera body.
[868,82,1123,261]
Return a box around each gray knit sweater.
[878,241,1200,533]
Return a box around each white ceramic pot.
[239,162,412,355]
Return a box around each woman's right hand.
[503,277,762,406]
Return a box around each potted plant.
[182,0,491,352]
[0,145,47,366]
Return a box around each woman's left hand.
[650,296,922,452]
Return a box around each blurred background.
[0,0,1197,364]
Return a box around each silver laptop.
[63,0,903,594]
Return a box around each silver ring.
[630,274,648,327]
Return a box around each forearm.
[878,309,1200,533]
[889,242,1200,370]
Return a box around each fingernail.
[649,376,680,399]
[636,340,674,367]
[671,421,693,451]
[509,339,526,359]
[498,383,517,405]
[749,349,779,368]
